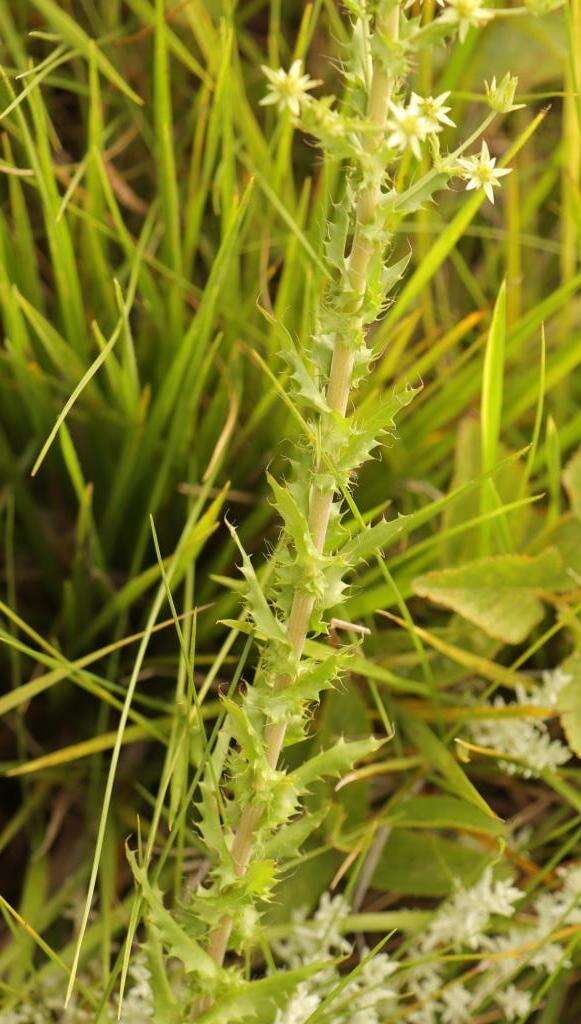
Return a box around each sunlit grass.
[0,0,579,1021]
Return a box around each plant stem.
[202,0,401,985]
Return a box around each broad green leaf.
[413,548,564,644]
[557,652,581,757]
[387,795,505,837]
[372,829,491,897]
[533,518,581,582]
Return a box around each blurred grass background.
[0,0,579,1015]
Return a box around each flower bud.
[485,73,525,114]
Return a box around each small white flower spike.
[387,96,432,159]
[469,680,572,776]
[457,141,511,203]
[443,0,494,42]
[540,666,572,705]
[440,984,474,1023]
[422,866,522,951]
[120,954,154,1024]
[412,91,456,132]
[274,983,320,1024]
[260,59,320,117]
[495,984,532,1021]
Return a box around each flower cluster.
[273,892,352,966]
[401,869,524,1023]
[419,866,522,951]
[272,861,580,1024]
[13,859,579,1024]
[442,0,494,41]
[274,895,397,1024]
[0,953,154,1024]
[260,57,517,204]
[469,668,573,777]
[386,91,454,158]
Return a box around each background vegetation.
[0,0,579,1020]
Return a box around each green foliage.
[557,653,581,757]
[128,849,218,982]
[290,735,384,789]
[387,794,506,836]
[563,446,581,517]
[372,830,492,896]
[0,0,579,1021]
[412,548,566,643]
[401,715,496,816]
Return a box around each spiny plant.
[78,0,574,1019]
[0,0,580,1023]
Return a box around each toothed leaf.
[127,849,218,979]
[290,735,384,790]
[226,522,289,646]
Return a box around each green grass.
[0,1,580,1022]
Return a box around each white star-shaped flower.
[387,96,431,159]
[443,0,494,42]
[457,141,511,203]
[412,91,456,132]
[260,59,320,118]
